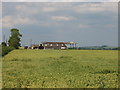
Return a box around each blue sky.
[2,2,118,46]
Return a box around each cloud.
[15,3,58,16]
[9,2,118,19]
[51,16,75,21]
[2,15,64,28]
[2,15,38,28]
[2,2,118,29]
[2,16,13,28]
[74,3,118,14]
[16,5,39,15]
[42,7,57,12]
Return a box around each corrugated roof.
[41,42,77,44]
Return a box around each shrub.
[2,46,15,56]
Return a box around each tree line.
[1,28,22,56]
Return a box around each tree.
[1,42,7,46]
[8,28,22,49]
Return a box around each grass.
[2,50,118,88]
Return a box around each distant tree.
[101,45,108,47]
[1,42,7,46]
[8,28,22,49]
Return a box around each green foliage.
[79,46,118,50]
[8,28,22,49]
[0,45,2,57]
[1,42,7,46]
[2,46,15,56]
[3,50,118,88]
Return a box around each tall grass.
[2,50,118,88]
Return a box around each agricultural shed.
[41,41,77,50]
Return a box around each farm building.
[30,44,44,49]
[41,41,77,50]
[30,44,39,49]
[29,41,77,50]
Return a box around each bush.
[2,46,15,56]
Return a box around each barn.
[41,41,77,50]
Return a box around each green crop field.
[2,50,118,88]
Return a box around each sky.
[1,1,119,47]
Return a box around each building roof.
[31,44,39,47]
[41,41,77,44]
